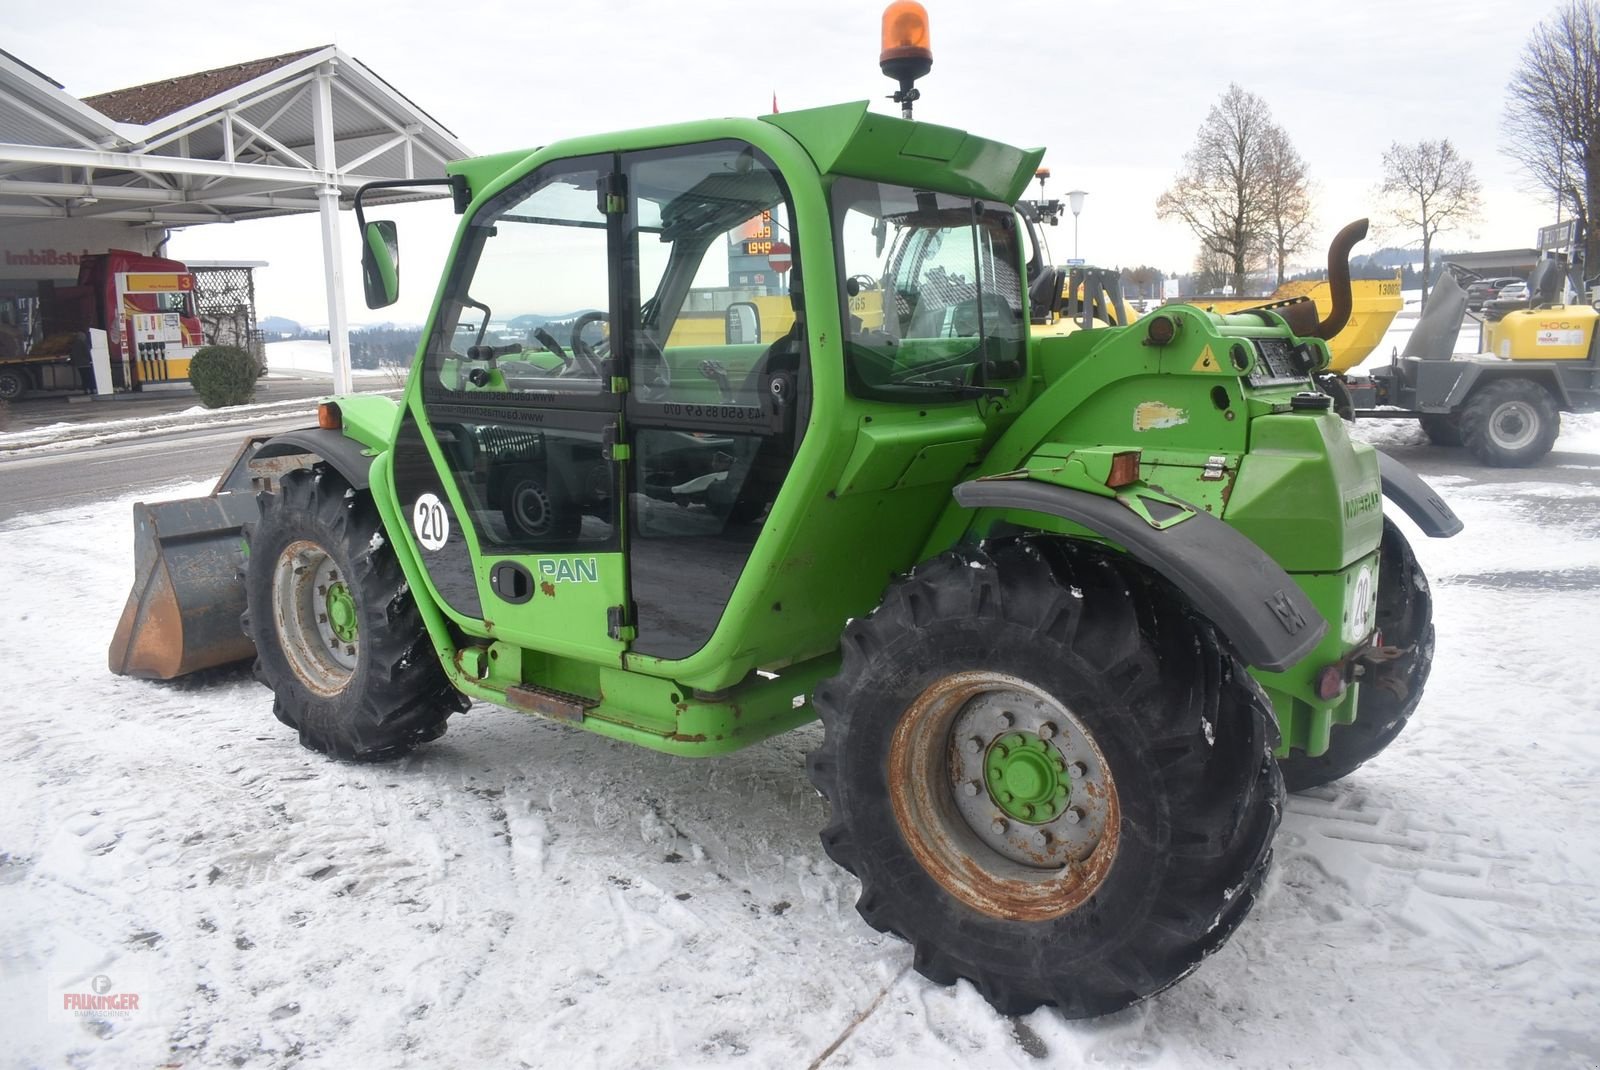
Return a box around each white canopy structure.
[0,46,471,392]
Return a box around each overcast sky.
[11,0,1566,324]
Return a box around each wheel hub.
[325,582,358,643]
[944,682,1115,872]
[511,482,551,534]
[985,733,1068,822]
[1490,401,1537,450]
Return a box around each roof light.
[880,2,932,119]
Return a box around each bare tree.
[1503,0,1600,278]
[1379,140,1481,310]
[1157,85,1279,294]
[1192,247,1235,295]
[1260,124,1314,286]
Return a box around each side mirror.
[361,220,399,309]
[725,301,761,345]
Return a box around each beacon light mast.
[880,1,933,119]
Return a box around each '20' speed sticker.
[413,493,449,551]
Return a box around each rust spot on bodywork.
[540,581,556,598]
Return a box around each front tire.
[244,465,464,761]
[1460,378,1559,466]
[807,540,1283,1018]
[1279,517,1434,792]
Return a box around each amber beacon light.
[880,2,932,119]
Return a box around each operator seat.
[1029,265,1063,324]
[1528,258,1563,308]
[707,269,806,524]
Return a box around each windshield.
[832,178,1025,400]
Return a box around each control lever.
[699,360,735,403]
[467,342,521,361]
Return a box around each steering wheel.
[569,311,609,378]
[567,311,672,400]
[530,326,572,369]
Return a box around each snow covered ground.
[262,339,396,383]
[3,423,1600,1066]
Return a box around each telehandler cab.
[108,3,1462,1016]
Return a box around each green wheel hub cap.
[985,732,1069,823]
[325,582,358,643]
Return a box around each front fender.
[952,479,1326,672]
[253,428,373,490]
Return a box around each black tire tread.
[244,466,464,762]
[1460,377,1559,467]
[807,538,1283,1017]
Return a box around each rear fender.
[1376,452,1463,537]
[1442,363,1573,410]
[951,479,1326,672]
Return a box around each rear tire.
[1279,518,1434,792]
[1460,378,1559,466]
[1418,413,1463,447]
[500,465,582,542]
[0,368,28,401]
[807,539,1283,1018]
[244,465,464,761]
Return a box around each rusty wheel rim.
[272,539,358,697]
[888,671,1120,922]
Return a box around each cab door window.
[420,157,619,555]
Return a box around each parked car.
[1495,280,1530,303]
[1465,276,1524,311]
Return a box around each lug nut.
[1064,807,1083,825]
[965,737,983,754]
[997,710,1015,727]
[962,781,980,797]
[1038,722,1057,740]
[1034,830,1052,847]
[1022,803,1036,819]
[1068,762,1088,779]
[991,818,1008,835]
[1000,791,1014,803]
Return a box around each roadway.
[0,414,311,524]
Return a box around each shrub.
[188,345,258,408]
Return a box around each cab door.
[614,141,807,661]
[392,153,631,662]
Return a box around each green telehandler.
[107,5,1462,1017]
